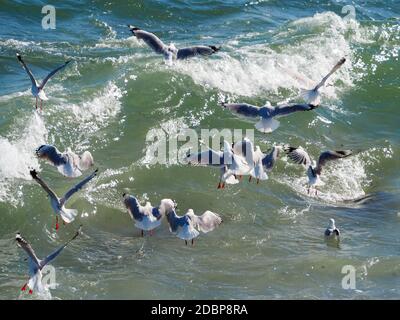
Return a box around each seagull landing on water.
[16,53,71,110]
[220,101,318,133]
[30,169,98,230]
[127,25,220,65]
[284,146,353,195]
[325,218,340,238]
[36,144,94,178]
[16,226,81,295]
[300,57,346,105]
[122,193,164,237]
[185,140,251,189]
[161,199,222,246]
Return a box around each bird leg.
[40,100,43,111]
[257,178,260,184]
[150,229,154,236]
[55,216,59,231]
[35,97,38,110]
[307,185,310,195]
[185,240,188,246]
[141,230,144,237]
[248,176,252,183]
[191,239,194,246]
[21,282,28,291]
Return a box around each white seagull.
[185,140,251,189]
[161,199,222,245]
[128,25,220,64]
[325,218,340,238]
[16,53,71,110]
[122,193,164,236]
[30,169,98,230]
[36,144,94,178]
[300,57,346,105]
[220,102,318,133]
[284,146,353,195]
[16,226,81,295]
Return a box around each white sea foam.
[172,12,372,100]
[0,112,48,204]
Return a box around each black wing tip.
[219,101,227,107]
[209,45,221,52]
[128,25,140,31]
[65,60,72,65]
[16,52,23,61]
[29,169,38,178]
[94,168,99,175]
[283,145,297,153]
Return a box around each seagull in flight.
[30,169,98,230]
[220,102,318,133]
[284,146,353,195]
[185,140,251,189]
[128,25,220,64]
[161,199,222,245]
[16,53,71,110]
[16,226,81,295]
[300,57,346,105]
[122,193,164,236]
[325,218,340,238]
[36,144,94,178]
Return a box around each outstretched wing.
[15,233,41,268]
[128,26,169,55]
[177,45,220,59]
[315,150,352,175]
[16,53,37,87]
[30,169,58,200]
[39,225,82,268]
[166,210,187,233]
[186,149,224,166]
[284,146,312,167]
[315,57,346,90]
[39,60,71,89]
[187,209,222,233]
[220,102,261,118]
[271,104,317,118]
[35,144,67,166]
[61,169,98,205]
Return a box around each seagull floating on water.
[300,57,346,105]
[30,169,98,230]
[122,193,164,236]
[284,146,353,195]
[220,101,318,133]
[16,53,71,110]
[16,226,81,295]
[325,218,340,237]
[36,144,94,178]
[128,25,220,64]
[161,199,222,245]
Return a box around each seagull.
[220,102,318,133]
[325,218,340,237]
[232,138,268,183]
[16,53,71,110]
[185,140,251,189]
[261,145,287,172]
[122,193,163,236]
[161,199,222,245]
[36,144,94,178]
[128,25,220,64]
[30,169,98,230]
[284,146,353,195]
[16,226,81,295]
[300,57,346,105]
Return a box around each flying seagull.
[16,226,81,295]
[185,140,251,189]
[325,218,340,237]
[30,169,98,229]
[16,53,71,110]
[284,146,353,195]
[36,144,94,178]
[128,25,220,64]
[161,199,222,245]
[122,193,164,236]
[220,102,318,133]
[300,57,346,105]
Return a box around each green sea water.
[0,0,399,299]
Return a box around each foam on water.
[0,112,47,205]
[172,12,372,98]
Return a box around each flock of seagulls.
[14,24,350,296]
